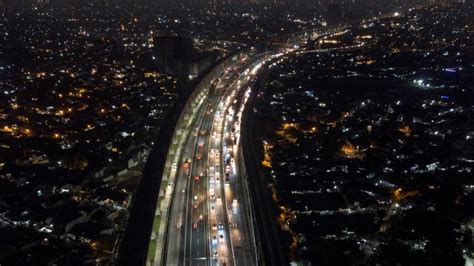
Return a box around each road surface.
[162,54,272,266]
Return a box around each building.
[153,30,218,78]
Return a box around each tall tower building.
[153,30,218,78]
[153,31,194,76]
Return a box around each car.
[193,223,198,229]
[212,224,217,231]
[218,222,223,229]
[194,175,200,181]
[219,234,224,242]
[176,221,182,228]
[199,214,203,221]
[210,206,215,212]
[213,250,218,257]
[212,235,217,243]
[194,195,198,201]
[193,204,198,209]
[183,160,191,174]
[196,153,202,160]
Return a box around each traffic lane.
[214,83,240,265]
[216,68,257,263]
[210,133,229,263]
[167,133,198,265]
[169,101,209,265]
[166,172,187,265]
[186,109,212,265]
[183,136,200,265]
[208,77,238,265]
[204,101,222,265]
[221,65,261,265]
[210,150,228,262]
[189,98,219,265]
[168,127,200,262]
[191,160,207,264]
[198,122,216,264]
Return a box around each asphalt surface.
[163,55,267,266]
